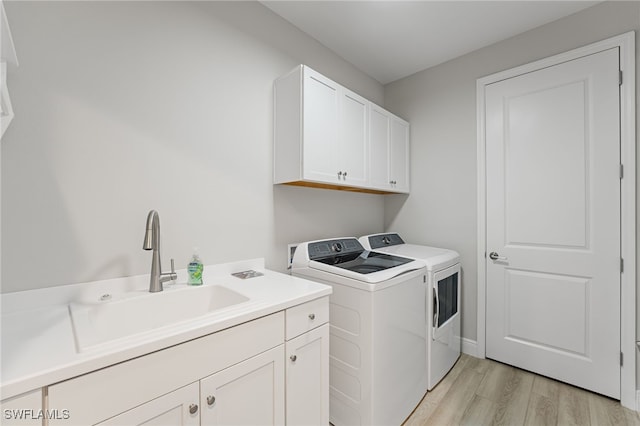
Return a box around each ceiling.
[261,1,601,84]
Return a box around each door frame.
[476,31,636,410]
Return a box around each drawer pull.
[290,354,297,362]
[189,404,199,415]
[207,395,216,406]
[308,313,316,320]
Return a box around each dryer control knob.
[332,242,343,252]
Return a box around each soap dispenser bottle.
[187,248,204,286]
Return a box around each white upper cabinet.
[369,104,410,193]
[274,65,409,194]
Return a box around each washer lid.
[314,250,413,273]
[303,238,425,284]
[359,234,459,271]
[371,244,459,271]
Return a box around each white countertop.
[0,258,331,400]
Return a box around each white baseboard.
[462,338,478,358]
[636,390,640,413]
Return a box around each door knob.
[489,252,508,261]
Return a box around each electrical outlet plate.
[287,243,299,271]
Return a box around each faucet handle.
[169,258,177,282]
[160,258,178,285]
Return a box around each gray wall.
[383,0,639,382]
[1,1,386,293]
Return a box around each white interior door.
[485,47,621,398]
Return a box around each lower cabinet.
[48,313,285,426]
[46,297,330,426]
[285,324,329,426]
[200,346,285,426]
[97,346,286,426]
[97,382,200,426]
[0,389,42,426]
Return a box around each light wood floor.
[403,354,640,426]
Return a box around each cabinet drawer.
[285,297,329,340]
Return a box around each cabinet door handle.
[189,404,199,415]
[308,313,315,320]
[337,171,342,179]
[207,395,216,406]
[290,354,297,362]
[343,171,347,179]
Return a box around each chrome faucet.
[143,210,176,292]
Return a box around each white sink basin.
[69,284,250,352]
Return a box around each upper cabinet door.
[369,105,391,189]
[339,88,368,187]
[389,117,410,193]
[368,105,410,193]
[302,68,340,183]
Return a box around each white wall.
[383,0,639,386]
[1,1,386,293]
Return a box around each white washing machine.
[291,237,428,426]
[360,233,461,390]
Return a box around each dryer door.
[429,262,462,389]
[432,263,460,340]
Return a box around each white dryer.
[291,237,428,426]
[360,233,461,390]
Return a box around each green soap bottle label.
[188,261,203,285]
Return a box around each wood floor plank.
[403,399,438,426]
[423,354,470,405]
[532,375,561,400]
[491,368,534,426]
[587,392,627,426]
[426,367,484,425]
[557,384,591,426]
[459,395,496,426]
[463,355,491,376]
[475,361,515,402]
[623,406,640,426]
[524,392,558,426]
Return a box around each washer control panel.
[367,233,405,249]
[307,238,363,260]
